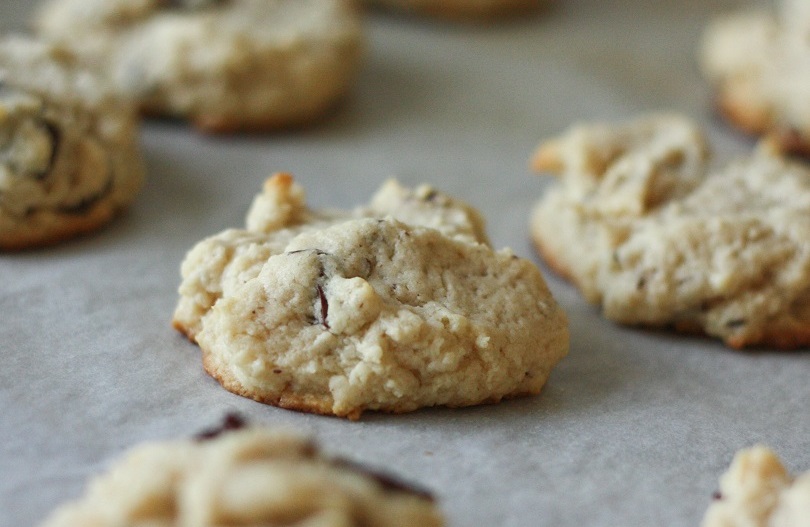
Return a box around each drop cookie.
[0,37,144,250]
[701,0,810,154]
[703,446,810,527]
[531,114,810,349]
[174,173,568,419]
[366,0,546,21]
[40,416,444,527]
[34,0,364,133]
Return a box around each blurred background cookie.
[701,0,810,155]
[0,36,143,250]
[41,416,444,527]
[531,114,810,349]
[34,0,364,132]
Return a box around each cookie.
[0,37,144,250]
[530,114,810,349]
[174,173,568,419]
[366,0,545,21]
[40,416,444,527]
[703,446,810,527]
[34,0,364,133]
[700,0,810,155]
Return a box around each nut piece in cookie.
[34,0,364,133]
[174,173,568,419]
[365,0,548,22]
[40,420,444,527]
[702,446,810,527]
[531,113,810,349]
[0,37,143,250]
[700,0,810,155]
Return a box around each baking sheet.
[2,1,808,525]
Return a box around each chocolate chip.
[288,250,333,329]
[300,441,318,458]
[34,120,60,180]
[317,284,330,330]
[778,127,809,156]
[636,276,646,290]
[423,190,438,202]
[331,458,435,502]
[159,0,228,9]
[288,249,330,256]
[194,413,247,441]
[724,318,746,329]
[56,178,114,215]
[712,491,723,501]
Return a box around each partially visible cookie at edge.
[365,0,547,21]
[40,417,444,527]
[0,36,144,250]
[702,446,810,527]
[174,173,568,419]
[700,0,810,155]
[530,113,810,349]
[34,0,364,133]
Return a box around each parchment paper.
[2,1,808,525]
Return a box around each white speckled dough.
[174,173,568,419]
[702,446,810,527]
[700,0,810,153]
[34,0,364,132]
[0,36,143,250]
[40,424,444,527]
[531,114,810,349]
[366,0,545,21]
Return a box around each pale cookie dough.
[531,114,810,349]
[40,416,444,527]
[701,0,810,154]
[366,0,546,21]
[34,0,364,133]
[0,37,143,250]
[703,446,810,527]
[174,173,568,419]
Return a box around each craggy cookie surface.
[703,446,810,527]
[701,0,810,154]
[0,37,143,250]
[366,0,545,21]
[41,419,444,527]
[35,0,364,132]
[174,173,568,419]
[531,114,810,349]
